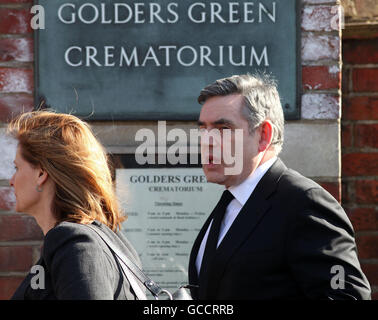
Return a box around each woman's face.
[9,145,42,214]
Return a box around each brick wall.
[301,0,342,203]
[342,35,378,299]
[0,0,42,300]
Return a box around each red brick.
[356,234,378,259]
[302,66,340,90]
[0,215,43,242]
[0,68,33,93]
[341,180,351,204]
[0,187,15,211]
[0,277,24,300]
[301,6,335,32]
[355,124,378,148]
[0,9,32,34]
[361,264,378,287]
[343,39,378,64]
[341,123,352,148]
[342,153,378,176]
[355,180,378,204]
[342,96,378,120]
[318,181,341,203]
[352,68,378,92]
[0,94,33,122]
[0,246,33,272]
[0,38,33,62]
[342,67,350,95]
[348,207,377,231]
[372,291,378,300]
[0,0,32,2]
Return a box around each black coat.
[11,220,141,300]
[189,158,371,299]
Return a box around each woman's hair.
[8,110,125,231]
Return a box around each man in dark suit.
[188,74,371,300]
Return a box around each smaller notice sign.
[116,168,223,292]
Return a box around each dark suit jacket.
[189,158,371,300]
[11,220,142,300]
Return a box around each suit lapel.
[188,201,219,288]
[203,158,287,298]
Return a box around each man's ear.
[258,121,273,152]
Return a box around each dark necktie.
[199,190,234,279]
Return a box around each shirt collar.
[228,156,277,206]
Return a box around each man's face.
[198,94,260,188]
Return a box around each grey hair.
[198,73,285,154]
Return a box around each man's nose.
[200,129,222,146]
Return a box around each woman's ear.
[258,120,273,152]
[37,167,49,186]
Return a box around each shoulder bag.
[86,224,193,300]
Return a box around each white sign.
[116,168,223,292]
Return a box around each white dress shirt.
[195,157,277,275]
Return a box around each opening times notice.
[116,168,223,292]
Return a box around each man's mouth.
[204,154,221,168]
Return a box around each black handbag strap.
[85,224,165,299]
